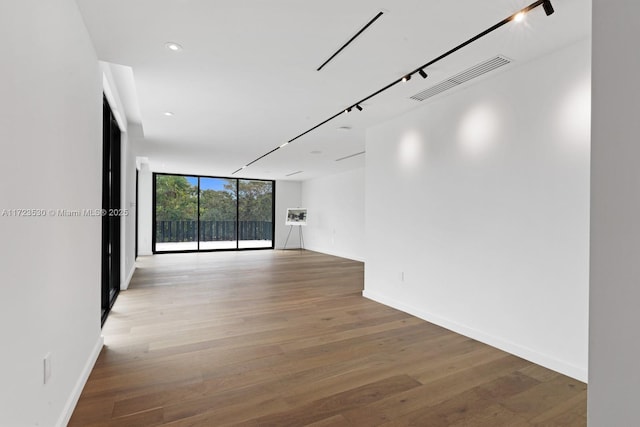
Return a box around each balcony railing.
[156,220,273,243]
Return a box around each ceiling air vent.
[335,151,365,162]
[410,55,512,102]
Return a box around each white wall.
[589,1,640,424]
[137,161,153,255]
[275,180,302,249]
[121,131,137,288]
[300,169,365,261]
[0,1,104,425]
[364,39,591,381]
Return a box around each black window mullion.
[197,176,200,251]
[236,178,239,249]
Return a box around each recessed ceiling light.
[514,12,525,22]
[165,42,183,52]
[163,111,174,116]
[337,126,352,131]
[310,150,322,155]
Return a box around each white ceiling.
[76,0,591,181]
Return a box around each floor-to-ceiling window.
[154,174,199,252]
[153,173,274,253]
[238,179,274,249]
[199,177,237,250]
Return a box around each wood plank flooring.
[70,250,586,426]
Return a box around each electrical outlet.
[43,353,51,384]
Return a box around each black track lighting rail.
[317,11,385,72]
[232,0,554,175]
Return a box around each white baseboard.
[56,335,104,427]
[362,289,587,383]
[121,265,136,290]
[304,246,365,263]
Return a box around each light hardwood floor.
[70,250,586,426]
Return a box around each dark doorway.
[101,96,121,325]
[135,169,139,259]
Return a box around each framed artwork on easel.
[286,208,307,226]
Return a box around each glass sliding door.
[199,178,237,250]
[238,179,274,249]
[153,173,274,253]
[154,175,199,252]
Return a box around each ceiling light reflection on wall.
[458,103,501,156]
[163,111,174,116]
[557,75,591,147]
[399,130,424,170]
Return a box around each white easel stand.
[283,225,304,250]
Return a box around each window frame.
[152,172,276,254]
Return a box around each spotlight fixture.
[231,0,555,175]
[514,12,525,22]
[279,142,289,148]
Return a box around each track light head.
[402,74,411,82]
[356,104,363,111]
[542,0,554,16]
[418,69,428,79]
[344,107,352,113]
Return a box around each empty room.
[1,1,639,426]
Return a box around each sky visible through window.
[186,176,234,192]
